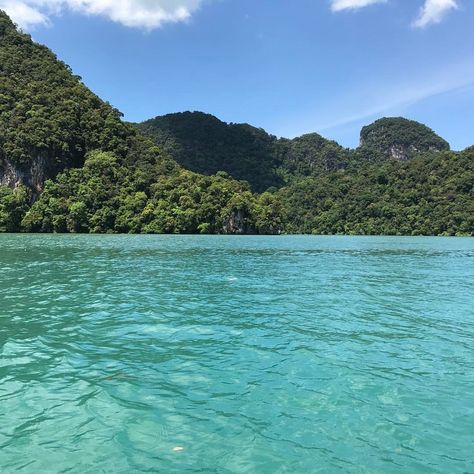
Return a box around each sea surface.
[0,235,473,473]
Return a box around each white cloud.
[331,0,460,27]
[0,0,205,29]
[0,1,49,28]
[330,0,386,12]
[0,0,462,30]
[413,0,458,28]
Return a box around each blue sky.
[3,0,473,149]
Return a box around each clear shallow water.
[0,235,473,473]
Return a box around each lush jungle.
[0,11,472,236]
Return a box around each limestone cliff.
[359,117,450,161]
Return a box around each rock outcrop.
[0,157,48,194]
[360,117,450,161]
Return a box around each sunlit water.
[0,235,473,473]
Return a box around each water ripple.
[0,235,473,473]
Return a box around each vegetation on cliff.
[0,10,131,187]
[359,117,450,161]
[278,148,473,236]
[0,12,280,235]
[22,147,281,235]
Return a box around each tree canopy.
[359,117,450,161]
[0,10,132,184]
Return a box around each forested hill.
[138,112,283,192]
[359,117,450,161]
[0,11,281,235]
[0,10,472,236]
[137,112,450,191]
[137,112,352,190]
[0,10,132,191]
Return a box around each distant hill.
[360,117,450,161]
[137,112,350,191]
[138,112,282,192]
[276,133,350,178]
[279,148,473,236]
[138,113,451,191]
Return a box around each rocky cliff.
[359,117,450,161]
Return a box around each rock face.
[0,157,48,194]
[221,209,281,235]
[360,117,450,161]
[222,210,250,235]
[386,143,444,161]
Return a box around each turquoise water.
[0,235,473,473]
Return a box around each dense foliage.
[21,148,282,235]
[0,185,30,232]
[138,112,283,192]
[276,133,351,179]
[16,146,472,236]
[137,112,351,191]
[0,12,283,234]
[278,149,474,236]
[138,114,455,188]
[360,117,450,161]
[0,11,131,180]
[0,11,472,236]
